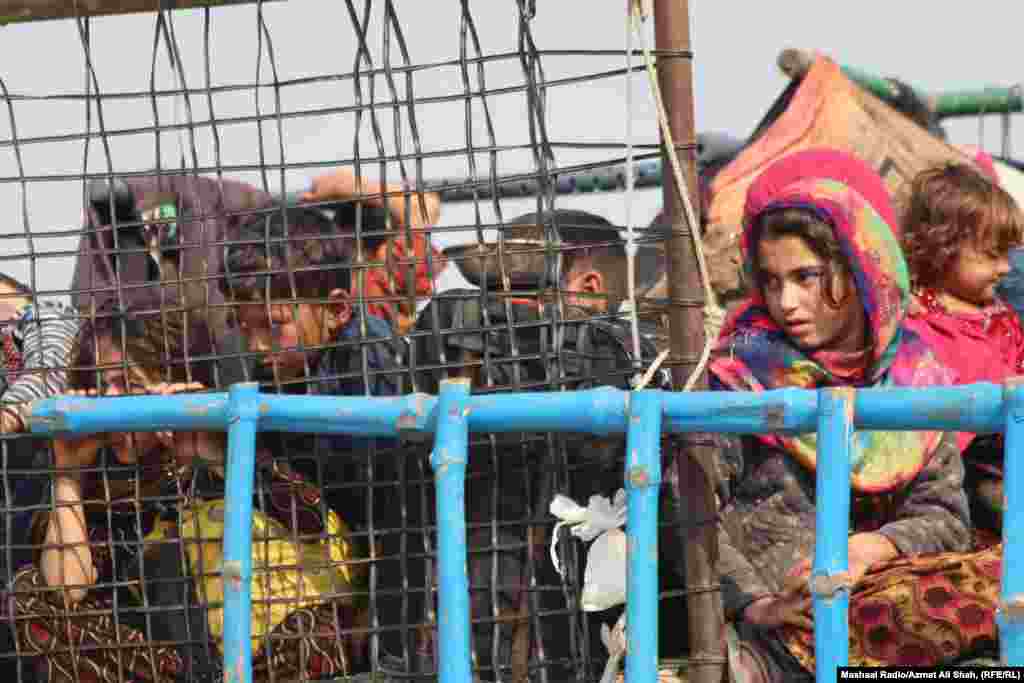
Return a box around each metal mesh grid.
[0,2,702,681]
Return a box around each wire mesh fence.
[0,2,699,681]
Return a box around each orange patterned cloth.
[10,567,365,682]
[781,545,1002,670]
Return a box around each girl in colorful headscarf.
[709,148,1000,680]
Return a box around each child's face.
[0,281,28,321]
[756,234,866,353]
[941,241,1011,307]
[236,292,351,380]
[236,302,330,380]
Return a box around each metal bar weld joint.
[808,571,853,599]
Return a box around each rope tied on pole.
[629,2,725,392]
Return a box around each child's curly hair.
[902,163,1024,290]
[220,206,355,303]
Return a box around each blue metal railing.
[27,380,1024,682]
[813,388,853,676]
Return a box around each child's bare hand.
[148,382,206,446]
[65,388,100,398]
[301,169,364,203]
[302,169,440,229]
[149,381,206,397]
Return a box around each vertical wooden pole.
[653,2,726,683]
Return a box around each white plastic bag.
[549,489,627,612]
[549,489,626,544]
[581,527,628,612]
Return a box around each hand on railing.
[742,584,813,630]
[145,380,207,433]
[53,389,106,472]
[749,531,902,629]
[786,531,899,595]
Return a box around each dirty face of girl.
[756,235,866,354]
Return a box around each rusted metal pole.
[653,2,726,683]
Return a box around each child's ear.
[326,288,353,334]
[575,269,605,296]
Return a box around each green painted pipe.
[839,65,902,103]
[932,87,1024,119]
[781,49,1023,121]
[839,63,1022,119]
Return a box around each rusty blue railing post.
[625,390,663,683]
[221,382,262,683]
[999,377,1024,665]
[432,378,473,683]
[812,387,854,682]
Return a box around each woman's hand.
[742,582,813,630]
[786,533,900,590]
[745,532,897,630]
[847,533,900,580]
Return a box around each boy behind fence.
[220,204,404,396]
[219,205,412,668]
[400,209,670,681]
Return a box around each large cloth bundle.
[705,55,982,302]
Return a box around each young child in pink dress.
[902,162,1024,536]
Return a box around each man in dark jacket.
[397,209,669,682]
